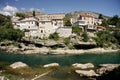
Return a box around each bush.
[82,32,89,42]
[0,27,24,41]
[16,12,25,20]
[49,32,59,41]
[72,26,82,35]
[64,38,70,45]
[94,31,117,47]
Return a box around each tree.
[33,10,36,17]
[98,14,104,19]
[49,32,59,41]
[72,26,82,35]
[82,32,89,42]
[101,19,109,29]
[64,19,72,26]
[16,12,25,20]
[94,31,117,47]
[0,14,12,27]
[108,15,119,26]
[64,38,70,45]
[0,27,24,41]
[113,31,120,45]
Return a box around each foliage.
[49,32,59,41]
[101,19,109,28]
[72,26,82,35]
[16,12,25,20]
[33,10,36,17]
[82,32,89,42]
[98,14,104,19]
[0,14,12,28]
[65,19,72,26]
[94,31,117,47]
[0,13,24,41]
[113,31,120,45]
[108,15,119,25]
[64,18,72,26]
[64,38,70,45]
[0,27,24,41]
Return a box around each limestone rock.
[97,64,120,75]
[43,63,60,68]
[75,70,99,77]
[72,63,94,69]
[10,62,28,69]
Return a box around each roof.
[80,14,94,18]
[97,26,106,30]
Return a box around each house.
[97,26,106,31]
[56,27,72,38]
[74,13,97,32]
[12,13,65,38]
[37,13,65,38]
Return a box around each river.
[0,51,120,80]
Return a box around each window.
[41,22,45,24]
[41,30,43,33]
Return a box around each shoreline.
[0,45,119,54]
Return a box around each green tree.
[64,38,70,45]
[113,31,120,45]
[64,19,72,26]
[33,10,36,17]
[49,32,59,41]
[94,31,117,47]
[98,14,104,19]
[82,32,89,42]
[101,19,109,28]
[0,14,12,27]
[108,15,119,26]
[0,27,24,41]
[72,26,82,35]
[16,12,25,20]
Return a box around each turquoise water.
[0,51,120,80]
[0,51,120,66]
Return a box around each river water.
[0,51,120,80]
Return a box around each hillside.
[66,10,110,19]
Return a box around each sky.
[0,0,120,16]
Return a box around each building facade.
[73,13,102,32]
[12,13,65,38]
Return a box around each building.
[74,13,97,32]
[97,26,106,31]
[37,13,65,38]
[56,27,72,38]
[12,13,65,38]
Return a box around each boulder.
[97,64,120,75]
[75,70,99,77]
[72,63,94,69]
[10,62,28,69]
[43,63,60,68]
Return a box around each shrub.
[64,38,70,45]
[49,32,59,41]
[72,26,82,35]
[82,32,89,42]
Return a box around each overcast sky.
[0,0,120,16]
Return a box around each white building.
[56,27,72,38]
[12,13,65,38]
[74,14,97,32]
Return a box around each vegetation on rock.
[49,32,59,41]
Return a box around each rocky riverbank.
[0,44,119,54]
[0,39,119,54]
